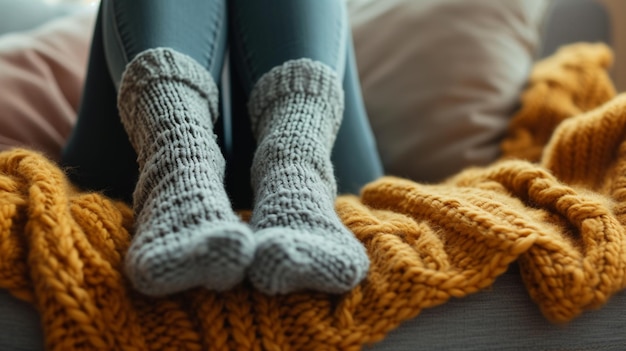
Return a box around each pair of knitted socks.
[118,48,369,296]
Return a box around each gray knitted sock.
[118,48,254,296]
[247,59,369,295]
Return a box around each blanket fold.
[1,42,626,350]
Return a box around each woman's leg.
[62,0,233,202]
[333,37,384,195]
[229,0,371,294]
[65,0,254,296]
[61,3,137,203]
[100,0,226,89]
[224,28,384,209]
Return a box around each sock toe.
[249,228,369,295]
[200,222,256,290]
[125,222,255,296]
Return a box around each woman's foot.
[118,48,254,296]
[247,59,369,294]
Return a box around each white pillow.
[348,0,549,182]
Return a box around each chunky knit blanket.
[1,43,626,351]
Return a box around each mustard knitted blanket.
[1,43,625,350]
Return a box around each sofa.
[1,0,625,350]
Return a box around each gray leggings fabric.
[62,0,383,208]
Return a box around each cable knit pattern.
[0,43,625,350]
[247,59,370,294]
[117,48,254,296]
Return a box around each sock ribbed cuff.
[248,58,344,141]
[117,48,219,146]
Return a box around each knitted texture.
[118,48,254,296]
[500,43,616,162]
[247,59,369,294]
[0,43,625,350]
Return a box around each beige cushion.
[349,0,549,182]
[0,9,94,160]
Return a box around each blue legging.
[62,0,383,209]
